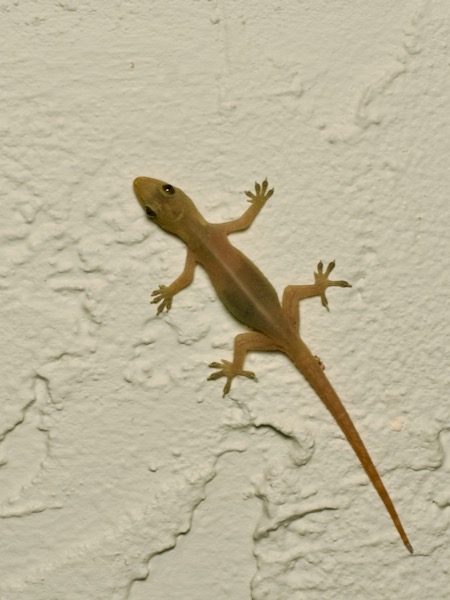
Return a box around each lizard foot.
[151,285,174,315]
[245,178,274,207]
[208,360,256,397]
[314,261,351,311]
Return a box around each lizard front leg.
[221,179,274,234]
[151,249,197,314]
[208,332,278,396]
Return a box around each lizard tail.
[287,339,413,554]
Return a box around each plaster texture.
[1,1,449,598]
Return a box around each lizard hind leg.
[208,332,277,396]
[282,261,351,331]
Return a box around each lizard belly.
[198,245,291,343]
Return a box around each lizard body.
[133,176,412,553]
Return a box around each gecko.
[133,176,413,553]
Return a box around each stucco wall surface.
[1,1,449,598]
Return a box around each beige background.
[0,1,449,598]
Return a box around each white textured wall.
[1,1,449,598]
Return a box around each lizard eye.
[145,206,156,219]
[162,183,175,195]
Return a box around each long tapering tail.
[288,340,413,553]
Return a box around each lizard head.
[133,176,202,236]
